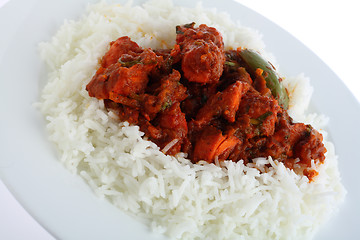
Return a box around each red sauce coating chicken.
[86,23,326,181]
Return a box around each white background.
[1,0,359,239]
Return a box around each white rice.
[38,0,346,239]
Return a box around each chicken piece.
[293,126,326,166]
[101,36,143,68]
[262,112,305,163]
[142,70,188,120]
[193,125,240,163]
[174,23,225,84]
[176,23,224,49]
[181,40,224,84]
[138,102,187,155]
[155,102,188,155]
[85,66,108,99]
[219,66,253,91]
[180,82,218,120]
[117,105,140,125]
[86,48,161,99]
[214,135,241,161]
[236,89,281,137]
[263,111,326,172]
[193,81,248,129]
[138,118,162,140]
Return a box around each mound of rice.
[38,0,345,239]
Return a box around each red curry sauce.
[86,23,326,181]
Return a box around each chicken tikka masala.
[86,23,326,181]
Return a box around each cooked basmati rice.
[38,0,346,239]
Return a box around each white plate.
[0,0,359,239]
